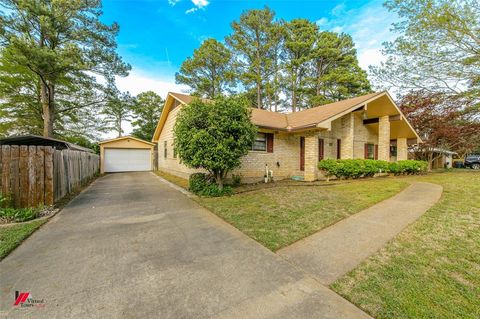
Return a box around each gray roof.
[0,135,94,153]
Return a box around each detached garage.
[99,136,155,173]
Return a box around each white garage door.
[104,148,151,172]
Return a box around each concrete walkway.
[278,182,442,285]
[0,172,371,319]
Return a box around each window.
[364,143,375,159]
[390,145,397,157]
[164,141,167,159]
[252,133,267,151]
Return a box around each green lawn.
[0,219,47,260]
[197,178,408,251]
[155,170,190,189]
[332,170,480,319]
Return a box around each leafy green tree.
[101,85,134,138]
[131,91,164,141]
[174,96,257,189]
[0,50,106,139]
[371,0,479,99]
[310,32,371,105]
[226,7,279,109]
[282,19,318,112]
[0,0,130,137]
[175,39,234,98]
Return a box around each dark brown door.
[300,137,305,171]
[318,138,324,161]
[337,139,341,159]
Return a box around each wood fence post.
[28,145,36,207]
[36,146,45,207]
[10,146,20,207]
[44,147,54,206]
[1,145,10,198]
[19,146,28,207]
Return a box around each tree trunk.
[117,117,122,137]
[40,81,55,137]
[215,171,223,190]
[427,151,434,171]
[255,32,262,109]
[256,82,261,109]
[292,82,297,113]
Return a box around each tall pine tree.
[226,7,279,109]
[0,0,130,137]
[175,39,234,98]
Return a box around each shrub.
[0,207,39,223]
[198,184,233,197]
[189,173,233,197]
[388,162,401,175]
[398,160,428,174]
[0,193,11,208]
[231,174,242,187]
[336,159,364,179]
[189,173,209,194]
[318,159,427,179]
[318,159,338,179]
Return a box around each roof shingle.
[168,91,385,131]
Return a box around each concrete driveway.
[0,172,370,319]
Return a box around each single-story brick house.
[152,91,421,182]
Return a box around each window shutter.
[364,144,369,159]
[337,139,341,159]
[375,144,378,160]
[318,139,324,160]
[266,133,274,153]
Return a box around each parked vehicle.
[464,154,480,169]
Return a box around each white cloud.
[192,0,209,9]
[99,70,189,139]
[331,3,346,17]
[168,0,181,6]
[315,1,398,72]
[115,69,188,98]
[185,0,209,14]
[316,17,329,27]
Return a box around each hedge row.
[318,159,427,179]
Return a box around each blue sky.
[102,0,399,98]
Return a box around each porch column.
[304,134,318,182]
[341,113,354,159]
[397,137,408,161]
[378,115,390,161]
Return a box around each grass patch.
[0,219,47,260]
[197,177,408,251]
[332,170,480,319]
[155,170,189,189]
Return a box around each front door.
[300,137,305,171]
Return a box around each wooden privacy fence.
[0,145,99,208]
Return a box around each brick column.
[304,134,318,182]
[378,116,390,161]
[397,137,408,161]
[341,113,354,159]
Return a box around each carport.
[99,136,155,173]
